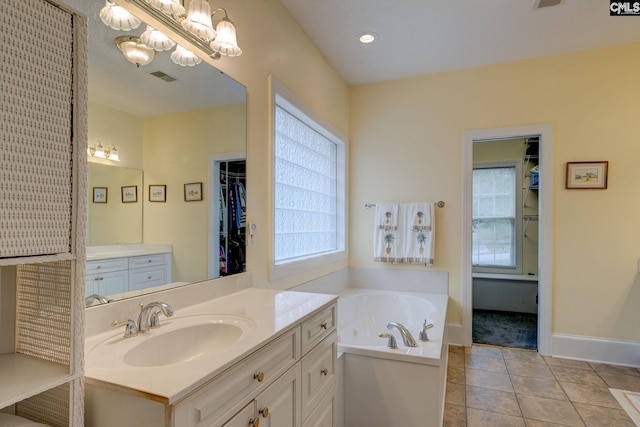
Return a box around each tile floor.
[444,344,640,426]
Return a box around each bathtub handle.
[419,320,434,342]
[379,333,398,349]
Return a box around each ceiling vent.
[534,0,564,9]
[149,71,177,82]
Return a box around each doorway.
[462,125,553,356]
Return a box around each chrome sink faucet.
[387,322,418,347]
[138,302,174,332]
[85,294,109,307]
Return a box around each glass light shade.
[170,45,202,67]
[106,146,120,162]
[210,18,242,57]
[181,0,216,40]
[94,142,106,159]
[116,36,155,67]
[145,0,185,15]
[140,26,176,51]
[99,0,142,31]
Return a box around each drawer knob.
[320,368,328,376]
[320,322,328,330]
[259,407,269,418]
[254,371,265,382]
[249,417,260,427]
[96,266,102,269]
[148,259,152,263]
[148,276,152,279]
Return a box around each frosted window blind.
[472,167,516,267]
[274,105,337,262]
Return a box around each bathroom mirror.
[74,0,247,304]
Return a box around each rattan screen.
[15,383,70,427]
[16,261,72,365]
[0,0,74,258]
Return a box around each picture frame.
[184,182,203,202]
[93,187,107,204]
[566,161,608,189]
[149,184,167,202]
[121,185,138,203]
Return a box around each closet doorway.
[208,152,246,279]
[462,125,553,356]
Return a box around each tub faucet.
[387,322,418,347]
[419,320,434,341]
[138,302,174,332]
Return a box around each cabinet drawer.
[301,383,336,427]
[174,327,301,427]
[301,304,336,354]
[86,257,128,275]
[301,331,337,422]
[221,401,255,427]
[129,253,167,269]
[128,266,168,291]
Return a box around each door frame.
[462,124,553,355]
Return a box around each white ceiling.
[279,0,640,86]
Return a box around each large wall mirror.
[70,0,247,305]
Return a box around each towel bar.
[365,201,445,209]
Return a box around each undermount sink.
[87,314,257,369]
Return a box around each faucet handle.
[379,333,398,349]
[112,319,138,338]
[419,320,434,341]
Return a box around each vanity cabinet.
[85,252,171,297]
[85,302,337,427]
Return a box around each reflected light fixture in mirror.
[87,142,120,162]
[100,0,241,68]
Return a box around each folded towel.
[375,202,398,230]
[403,203,435,265]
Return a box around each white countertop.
[86,244,172,260]
[84,288,336,404]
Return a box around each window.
[270,78,347,279]
[472,162,522,273]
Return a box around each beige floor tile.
[548,365,608,387]
[589,362,640,377]
[518,395,584,427]
[511,375,567,400]
[505,358,555,380]
[466,368,513,392]
[543,356,593,370]
[449,351,465,367]
[525,419,575,426]
[448,365,465,385]
[446,382,466,406]
[449,345,464,354]
[502,348,545,364]
[560,382,622,409]
[443,403,466,427]
[466,385,521,417]
[465,354,508,374]
[573,402,636,427]
[466,408,525,427]
[465,344,505,360]
[598,371,640,393]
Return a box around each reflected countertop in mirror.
[75,0,247,305]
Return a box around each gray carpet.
[472,309,537,350]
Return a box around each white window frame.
[269,76,348,280]
[472,161,522,274]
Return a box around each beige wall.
[88,102,144,169]
[206,0,351,289]
[350,42,640,342]
[143,104,246,283]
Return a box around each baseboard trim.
[552,333,640,367]
[446,323,464,347]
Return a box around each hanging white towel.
[402,202,435,265]
[375,202,399,230]
[373,203,402,262]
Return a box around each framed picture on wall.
[184,182,203,201]
[93,187,107,204]
[566,161,608,189]
[149,184,166,202]
[121,185,138,203]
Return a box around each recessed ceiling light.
[359,33,377,44]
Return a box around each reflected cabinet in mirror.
[76,0,247,305]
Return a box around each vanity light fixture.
[100,0,242,67]
[88,142,120,162]
[99,0,142,31]
[116,36,156,67]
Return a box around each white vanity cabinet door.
[255,364,302,427]
[301,384,336,427]
[128,265,169,291]
[86,270,128,297]
[301,331,337,422]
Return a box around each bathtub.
[337,288,448,427]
